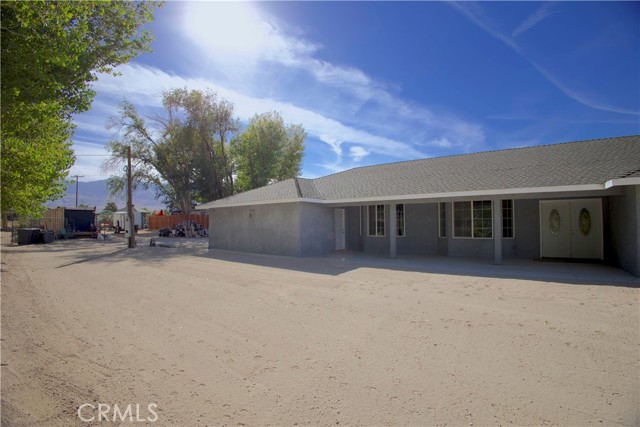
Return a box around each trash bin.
[42,230,55,243]
[17,228,41,245]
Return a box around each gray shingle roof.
[199,135,640,208]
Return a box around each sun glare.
[183,2,292,62]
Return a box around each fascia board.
[320,184,605,205]
[200,184,607,209]
[604,177,640,189]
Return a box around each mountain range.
[47,180,165,212]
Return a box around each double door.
[540,199,603,260]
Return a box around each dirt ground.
[1,231,638,426]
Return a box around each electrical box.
[125,216,131,238]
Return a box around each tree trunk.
[181,196,191,215]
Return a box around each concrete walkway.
[325,252,640,286]
[126,232,639,286]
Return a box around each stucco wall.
[208,191,638,275]
[503,199,540,259]
[447,236,495,258]
[607,185,639,276]
[299,203,335,256]
[208,203,301,256]
[397,203,438,255]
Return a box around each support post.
[74,174,85,207]
[389,203,397,259]
[127,145,136,248]
[493,198,502,264]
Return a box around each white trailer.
[112,208,149,233]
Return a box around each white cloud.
[181,1,375,92]
[74,2,491,178]
[430,138,453,149]
[85,64,426,166]
[184,2,316,61]
[349,146,369,162]
[179,2,485,148]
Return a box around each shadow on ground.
[3,232,638,287]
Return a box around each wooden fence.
[148,214,209,230]
[44,207,65,232]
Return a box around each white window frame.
[502,199,515,239]
[367,204,385,237]
[452,200,494,239]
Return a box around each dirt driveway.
[1,233,638,426]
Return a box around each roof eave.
[200,183,613,209]
[198,197,323,209]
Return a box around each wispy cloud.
[450,1,516,49]
[84,64,427,166]
[512,2,559,38]
[450,1,639,116]
[181,2,375,92]
[178,2,485,152]
[73,2,488,180]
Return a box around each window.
[396,204,405,237]
[502,199,514,238]
[453,201,472,237]
[368,205,385,237]
[473,200,493,238]
[453,200,493,238]
[439,202,447,238]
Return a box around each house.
[198,136,640,276]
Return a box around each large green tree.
[105,91,306,210]
[232,111,306,192]
[104,89,239,214]
[1,0,160,219]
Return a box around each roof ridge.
[294,176,326,199]
[293,177,303,198]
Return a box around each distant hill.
[47,180,165,211]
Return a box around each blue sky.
[72,1,639,183]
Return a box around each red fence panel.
[148,214,209,230]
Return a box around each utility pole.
[127,146,136,248]
[74,174,85,206]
